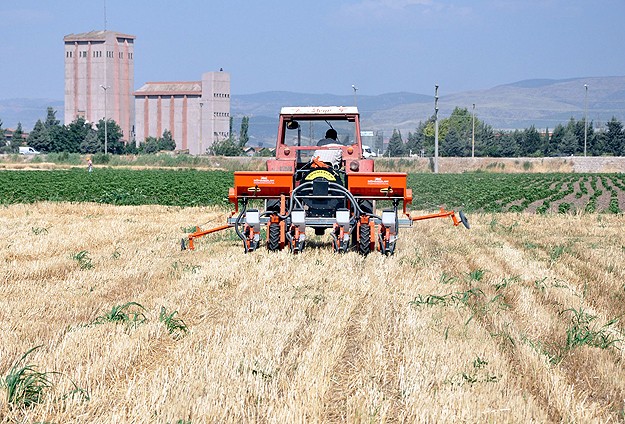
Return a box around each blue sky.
[1,0,624,99]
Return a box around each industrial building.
[64,30,135,141]
[134,71,230,154]
[64,30,230,154]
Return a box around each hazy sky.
[1,0,623,99]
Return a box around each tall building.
[64,30,135,141]
[134,71,230,154]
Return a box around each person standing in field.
[87,157,93,173]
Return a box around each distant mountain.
[232,77,625,144]
[0,98,64,131]
[2,77,625,144]
[230,91,431,146]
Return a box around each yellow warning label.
[304,169,336,181]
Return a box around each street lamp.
[199,101,204,154]
[472,103,475,158]
[352,85,358,108]
[584,84,588,157]
[100,84,110,155]
[434,84,439,173]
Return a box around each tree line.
[0,108,253,156]
[0,107,175,155]
[386,107,625,157]
[2,106,625,158]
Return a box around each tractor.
[183,106,469,254]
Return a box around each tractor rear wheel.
[267,223,281,251]
[358,223,371,255]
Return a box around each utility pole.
[100,85,110,154]
[584,84,588,157]
[472,103,475,158]
[199,101,204,154]
[434,85,439,173]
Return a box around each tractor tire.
[267,223,281,251]
[358,223,371,256]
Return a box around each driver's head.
[325,128,338,140]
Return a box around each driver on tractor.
[315,128,343,168]
[317,128,340,146]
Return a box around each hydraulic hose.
[234,201,248,253]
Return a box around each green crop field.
[407,173,625,213]
[0,169,624,213]
[0,169,233,206]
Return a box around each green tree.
[540,127,550,156]
[209,138,243,156]
[13,122,24,143]
[140,136,160,154]
[66,117,92,153]
[44,107,60,128]
[558,128,578,156]
[475,121,497,157]
[239,116,249,148]
[422,117,450,150]
[441,126,466,156]
[600,117,625,155]
[417,118,436,156]
[520,125,542,156]
[125,139,139,154]
[405,130,423,156]
[80,129,101,154]
[498,131,520,157]
[28,120,52,152]
[548,124,565,156]
[158,129,176,151]
[583,121,596,155]
[42,107,69,152]
[96,119,124,154]
[0,120,7,152]
[256,147,274,157]
[387,129,404,157]
[444,107,472,155]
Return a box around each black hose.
[276,180,377,225]
[234,202,248,253]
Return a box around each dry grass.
[1,203,624,423]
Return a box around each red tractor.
[184,106,469,254]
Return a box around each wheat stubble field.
[1,202,625,423]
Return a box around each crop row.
[0,169,623,213]
[0,169,233,206]
[407,173,624,213]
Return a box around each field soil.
[1,203,625,422]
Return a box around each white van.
[362,145,376,159]
[19,146,40,155]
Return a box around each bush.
[92,153,110,164]
[45,152,82,165]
